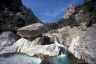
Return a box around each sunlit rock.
[68,24,96,64]
[17,23,48,38]
[14,38,60,57]
[64,4,75,19]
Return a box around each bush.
[14,18,25,27]
[25,18,37,26]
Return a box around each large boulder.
[0,31,17,54]
[14,38,60,57]
[17,23,48,38]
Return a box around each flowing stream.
[53,36,67,54]
[2,36,79,64]
[42,36,78,64]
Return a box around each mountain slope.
[47,0,96,30]
[0,0,42,31]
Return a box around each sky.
[22,0,84,23]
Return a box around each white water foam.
[53,36,67,54]
[42,36,69,64]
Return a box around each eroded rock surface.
[0,31,17,54]
[68,24,96,64]
[44,24,96,64]
[14,38,60,57]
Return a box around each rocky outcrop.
[0,31,17,54]
[0,32,60,57]
[14,37,44,48]
[43,26,83,47]
[17,44,60,57]
[17,23,48,38]
[0,31,17,46]
[75,9,90,30]
[44,24,96,64]
[64,4,75,19]
[49,0,96,30]
[68,24,96,64]
[0,58,33,64]
[14,38,60,57]
[0,35,44,54]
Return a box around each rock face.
[68,24,96,64]
[0,31,17,54]
[14,37,44,48]
[0,31,17,47]
[44,24,96,64]
[0,58,33,64]
[14,38,60,57]
[43,26,83,47]
[0,32,60,57]
[0,34,44,54]
[75,9,90,29]
[17,23,48,38]
[64,4,75,19]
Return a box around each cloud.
[42,7,66,17]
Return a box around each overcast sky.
[22,0,84,23]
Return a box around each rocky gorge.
[0,0,96,64]
[0,23,68,64]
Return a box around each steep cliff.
[0,0,42,31]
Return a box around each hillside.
[0,0,42,32]
[46,0,96,30]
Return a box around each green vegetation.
[84,0,96,25]
[25,18,38,26]
[46,0,96,30]
[46,14,76,30]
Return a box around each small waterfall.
[53,36,67,55]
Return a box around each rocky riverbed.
[0,22,96,64]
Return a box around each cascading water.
[41,36,70,64]
[53,36,67,55]
[2,36,79,64]
[41,36,78,64]
[42,36,69,64]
